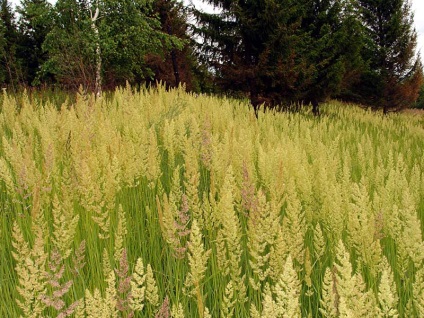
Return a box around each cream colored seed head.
[145,264,159,307]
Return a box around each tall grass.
[0,86,423,317]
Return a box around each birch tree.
[89,0,101,97]
[42,0,183,91]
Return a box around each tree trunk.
[167,25,180,87]
[312,99,320,116]
[91,4,101,98]
[383,106,389,115]
[4,54,15,92]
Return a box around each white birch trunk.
[90,3,101,97]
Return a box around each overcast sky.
[412,0,424,54]
[8,0,424,57]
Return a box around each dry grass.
[0,86,423,317]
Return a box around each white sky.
[8,0,424,58]
[412,0,424,54]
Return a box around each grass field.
[0,86,423,317]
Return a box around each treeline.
[0,0,423,112]
[0,0,208,92]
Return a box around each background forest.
[0,0,423,112]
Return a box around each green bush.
[415,85,424,109]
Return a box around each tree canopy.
[0,0,22,89]
[355,0,422,113]
[0,0,422,112]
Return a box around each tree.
[194,0,313,113]
[89,0,101,96]
[42,0,97,90]
[0,10,6,84]
[42,0,182,92]
[415,84,424,109]
[194,0,365,115]
[146,0,200,91]
[99,0,182,89]
[301,0,365,115]
[17,0,53,85]
[0,0,22,89]
[357,0,423,112]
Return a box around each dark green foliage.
[1,0,188,92]
[1,0,421,110]
[146,0,204,92]
[99,0,173,87]
[40,0,183,91]
[16,0,53,85]
[194,0,310,111]
[0,0,22,89]
[0,10,6,84]
[356,0,423,112]
[415,84,424,109]
[194,0,365,114]
[41,0,97,90]
[301,0,365,114]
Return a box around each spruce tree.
[0,10,6,84]
[194,0,311,113]
[0,0,22,89]
[147,0,201,91]
[357,0,423,112]
[301,0,365,115]
[195,0,364,114]
[17,0,53,85]
[416,84,424,109]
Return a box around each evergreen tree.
[0,10,6,84]
[17,0,53,85]
[0,0,22,89]
[416,84,424,109]
[146,0,200,91]
[194,0,312,112]
[357,0,423,112]
[302,0,365,114]
[194,0,364,114]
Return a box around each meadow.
[0,86,423,317]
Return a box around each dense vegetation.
[0,0,422,112]
[1,0,424,317]
[0,87,424,317]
